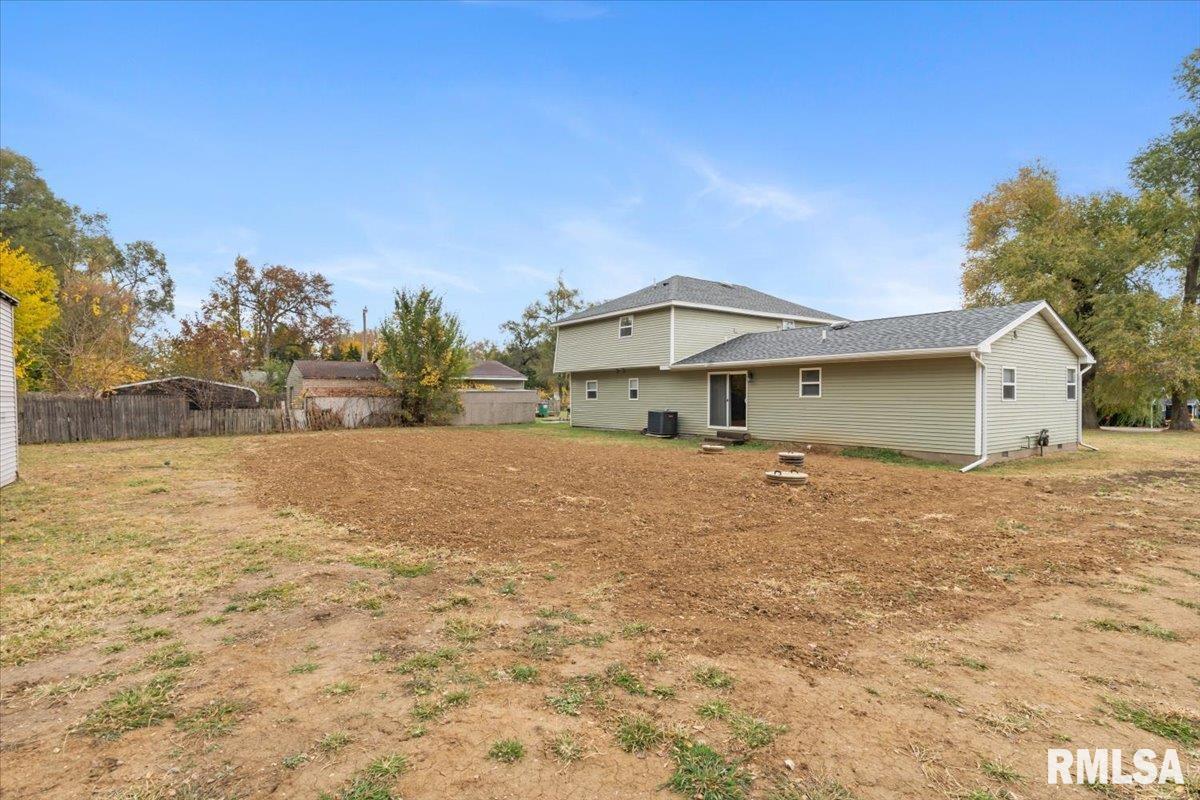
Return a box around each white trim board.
[553,300,841,328]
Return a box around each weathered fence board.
[18,394,289,444]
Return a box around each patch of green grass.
[317,731,352,752]
[176,698,249,737]
[1087,618,1180,641]
[729,713,785,749]
[127,625,172,642]
[487,738,525,763]
[1169,597,1200,613]
[363,754,408,780]
[411,690,471,722]
[202,615,227,626]
[547,731,584,763]
[498,579,518,596]
[651,685,677,700]
[509,664,539,683]
[546,677,604,716]
[430,594,472,612]
[698,699,732,720]
[957,656,989,671]
[225,582,300,612]
[282,752,310,769]
[980,759,1021,782]
[324,681,358,697]
[577,632,611,648]
[839,446,954,469]
[144,643,196,669]
[904,655,934,669]
[78,673,177,740]
[621,622,650,638]
[605,662,648,696]
[916,687,960,706]
[693,665,734,690]
[667,739,751,800]
[1105,699,1198,746]
[349,554,433,579]
[535,607,590,624]
[645,648,667,665]
[289,661,319,674]
[394,648,458,674]
[101,642,127,654]
[444,618,489,644]
[615,714,666,753]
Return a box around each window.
[585,380,598,400]
[1066,368,1077,401]
[781,319,796,330]
[628,378,639,400]
[799,368,822,398]
[618,315,633,338]
[1002,367,1017,401]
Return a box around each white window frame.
[584,379,598,400]
[705,370,749,430]
[1066,367,1077,401]
[618,315,633,338]
[781,319,796,330]
[1001,367,1017,401]
[627,378,639,400]
[799,367,822,398]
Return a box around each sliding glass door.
[707,372,747,429]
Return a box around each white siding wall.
[983,313,1080,454]
[1,300,17,487]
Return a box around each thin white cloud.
[680,152,817,223]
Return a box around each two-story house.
[552,275,1095,469]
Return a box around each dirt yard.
[1,426,1197,799]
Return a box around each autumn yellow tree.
[0,239,59,389]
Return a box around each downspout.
[961,352,989,473]
[1078,362,1098,451]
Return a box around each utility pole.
[361,307,368,362]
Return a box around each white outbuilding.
[1,289,18,487]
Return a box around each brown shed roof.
[292,360,384,380]
[465,360,526,381]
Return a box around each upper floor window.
[585,379,598,400]
[1066,368,1077,400]
[799,368,822,398]
[628,378,639,400]
[781,319,796,330]
[1002,368,1017,401]
[618,315,633,338]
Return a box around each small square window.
[585,380,598,400]
[799,368,822,398]
[1066,368,1077,401]
[618,315,633,338]
[1002,368,1016,401]
[628,378,639,400]
[781,319,796,330]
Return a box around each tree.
[962,165,1173,426]
[43,273,146,392]
[203,256,346,366]
[1130,47,1200,429]
[0,149,79,275]
[158,315,246,383]
[498,274,584,403]
[467,339,505,361]
[0,240,60,389]
[378,287,469,424]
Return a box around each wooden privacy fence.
[18,394,291,444]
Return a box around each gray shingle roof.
[293,360,384,380]
[557,275,845,325]
[466,360,526,380]
[674,302,1046,366]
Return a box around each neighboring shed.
[1,290,18,487]
[103,376,260,409]
[461,360,527,390]
[285,360,388,408]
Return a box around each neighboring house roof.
[291,360,384,380]
[0,289,18,306]
[554,275,846,326]
[464,360,526,381]
[672,301,1095,368]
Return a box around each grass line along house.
[553,275,1095,468]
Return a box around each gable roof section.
[292,360,384,380]
[671,301,1094,368]
[554,275,845,326]
[465,360,526,381]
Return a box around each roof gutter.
[960,352,989,473]
[665,345,979,371]
[1078,362,1099,451]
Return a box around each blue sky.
[1,1,1196,340]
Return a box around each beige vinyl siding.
[571,357,977,455]
[0,301,17,486]
[571,369,709,436]
[554,308,671,372]
[672,308,799,362]
[746,358,977,454]
[983,313,1079,454]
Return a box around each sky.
[1,1,1197,342]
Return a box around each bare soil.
[1,427,1197,800]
